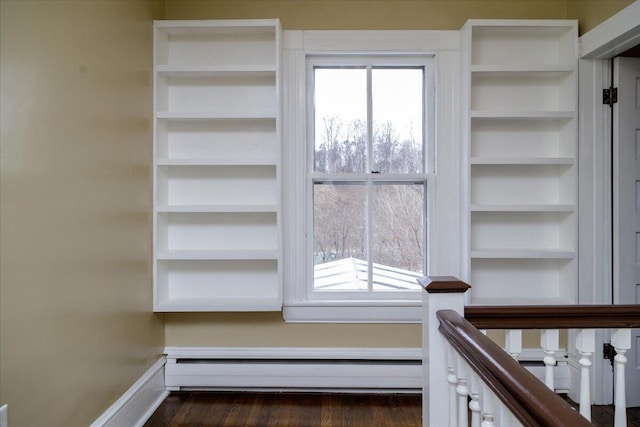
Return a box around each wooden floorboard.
[144,392,421,427]
[145,391,640,426]
[561,395,640,427]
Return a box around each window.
[282,30,459,323]
[308,57,431,298]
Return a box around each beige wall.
[566,0,635,34]
[164,0,637,32]
[165,312,420,347]
[164,0,567,29]
[0,1,164,426]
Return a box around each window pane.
[313,182,367,290]
[372,68,424,174]
[371,183,424,291]
[314,68,367,173]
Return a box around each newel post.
[420,276,471,427]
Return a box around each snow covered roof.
[314,257,422,291]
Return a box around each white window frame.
[282,30,463,323]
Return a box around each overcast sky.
[314,67,423,146]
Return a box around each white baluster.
[447,345,459,427]
[575,328,595,421]
[469,372,482,427]
[540,329,559,390]
[505,329,522,360]
[480,383,496,427]
[611,328,631,427]
[456,355,469,427]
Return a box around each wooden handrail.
[437,309,594,427]
[464,304,640,329]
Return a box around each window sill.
[283,300,422,323]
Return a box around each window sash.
[306,55,433,301]
[307,55,435,175]
[308,177,429,300]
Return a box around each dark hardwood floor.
[144,392,421,427]
[145,391,640,427]
[561,395,640,427]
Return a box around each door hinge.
[603,87,618,107]
[603,342,617,368]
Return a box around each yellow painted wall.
[0,1,164,425]
[566,0,635,34]
[164,0,567,29]
[165,312,420,347]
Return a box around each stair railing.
[421,276,640,427]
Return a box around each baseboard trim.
[164,347,422,392]
[91,356,168,427]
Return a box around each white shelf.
[470,119,575,159]
[157,112,276,120]
[469,257,575,302]
[470,249,576,259]
[156,72,276,115]
[156,165,277,207]
[471,165,576,205]
[470,111,575,119]
[470,204,575,212]
[155,20,278,68]
[471,71,575,111]
[157,119,276,161]
[157,250,279,260]
[469,21,577,68]
[470,157,574,165]
[157,211,277,252]
[156,64,276,75]
[155,297,281,312]
[157,204,277,213]
[157,158,277,166]
[471,64,575,73]
[155,19,280,30]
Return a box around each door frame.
[578,1,640,404]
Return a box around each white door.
[613,55,640,408]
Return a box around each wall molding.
[580,1,640,59]
[90,357,168,427]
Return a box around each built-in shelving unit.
[153,20,282,312]
[462,20,578,305]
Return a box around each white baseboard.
[91,357,169,427]
[164,347,422,392]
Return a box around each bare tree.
[313,116,425,275]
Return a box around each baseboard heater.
[163,347,570,394]
[164,347,423,392]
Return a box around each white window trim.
[282,30,464,323]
